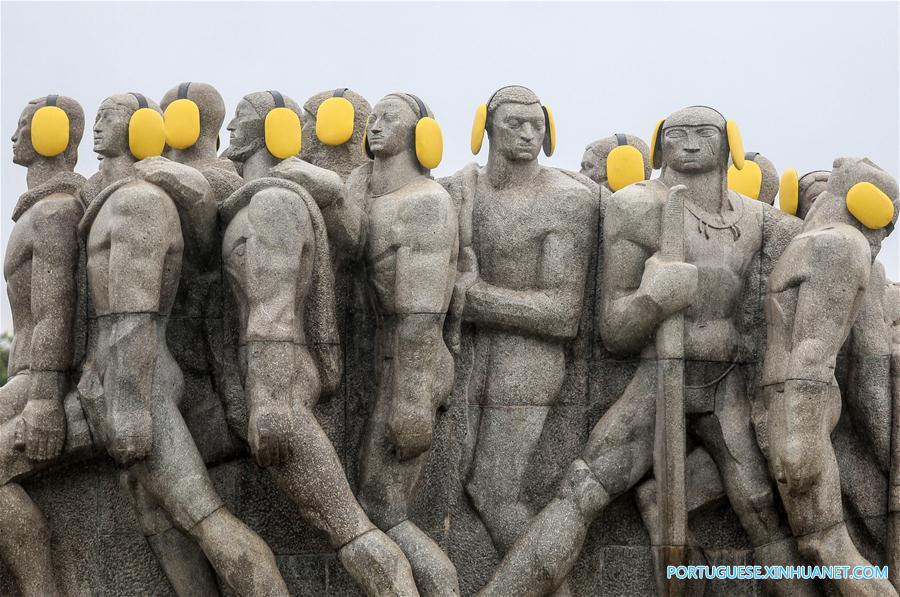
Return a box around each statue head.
[160,82,225,162]
[580,134,651,188]
[796,170,830,219]
[810,157,899,259]
[364,93,441,173]
[655,106,735,175]
[727,152,779,204]
[482,86,548,163]
[12,95,84,169]
[300,88,371,178]
[93,93,164,161]
[224,90,303,167]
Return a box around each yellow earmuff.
[316,88,355,146]
[128,93,166,160]
[470,86,555,157]
[846,181,895,229]
[651,109,744,171]
[649,119,665,170]
[728,153,763,199]
[264,90,302,159]
[31,95,70,158]
[779,168,799,215]
[363,94,442,170]
[607,134,646,192]
[164,82,201,150]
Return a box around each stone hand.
[248,403,294,468]
[640,254,698,318]
[15,400,66,461]
[107,408,153,467]
[388,401,434,462]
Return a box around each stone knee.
[555,459,610,521]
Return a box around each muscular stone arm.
[19,196,82,461]
[389,192,458,460]
[104,188,180,466]
[784,228,872,384]
[241,187,307,466]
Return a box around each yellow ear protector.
[264,90,302,159]
[779,168,799,215]
[728,152,763,199]
[470,86,555,157]
[363,94,443,170]
[650,107,744,171]
[128,92,166,160]
[846,181,895,230]
[316,88,355,146]
[31,95,70,158]
[607,134,647,192]
[164,82,201,150]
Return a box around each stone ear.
[316,89,355,146]
[31,95,70,157]
[779,168,799,215]
[649,119,664,170]
[470,103,488,155]
[728,159,763,200]
[542,105,556,157]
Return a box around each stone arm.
[269,157,364,256]
[18,196,82,461]
[240,187,308,466]
[846,260,892,472]
[463,228,588,341]
[781,228,871,384]
[389,194,458,461]
[103,190,179,466]
[135,157,217,266]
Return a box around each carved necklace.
[684,192,744,241]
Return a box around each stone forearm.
[245,340,294,412]
[464,281,577,340]
[107,313,158,418]
[600,291,664,356]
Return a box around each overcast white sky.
[2,1,899,332]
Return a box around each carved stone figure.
[114,81,245,596]
[760,156,899,596]
[0,95,85,597]
[579,133,651,193]
[795,170,831,219]
[440,86,597,595]
[478,106,808,597]
[220,90,420,597]
[284,92,461,596]
[300,87,372,179]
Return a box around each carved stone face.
[661,124,724,174]
[227,99,261,154]
[93,105,130,158]
[11,104,39,166]
[366,96,417,158]
[489,102,544,162]
[580,147,605,184]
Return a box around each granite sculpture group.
[1,83,899,597]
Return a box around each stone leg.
[122,472,221,597]
[0,375,59,597]
[766,381,896,597]
[465,404,552,554]
[478,361,657,597]
[358,361,459,597]
[126,356,288,597]
[267,404,419,597]
[692,370,817,597]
